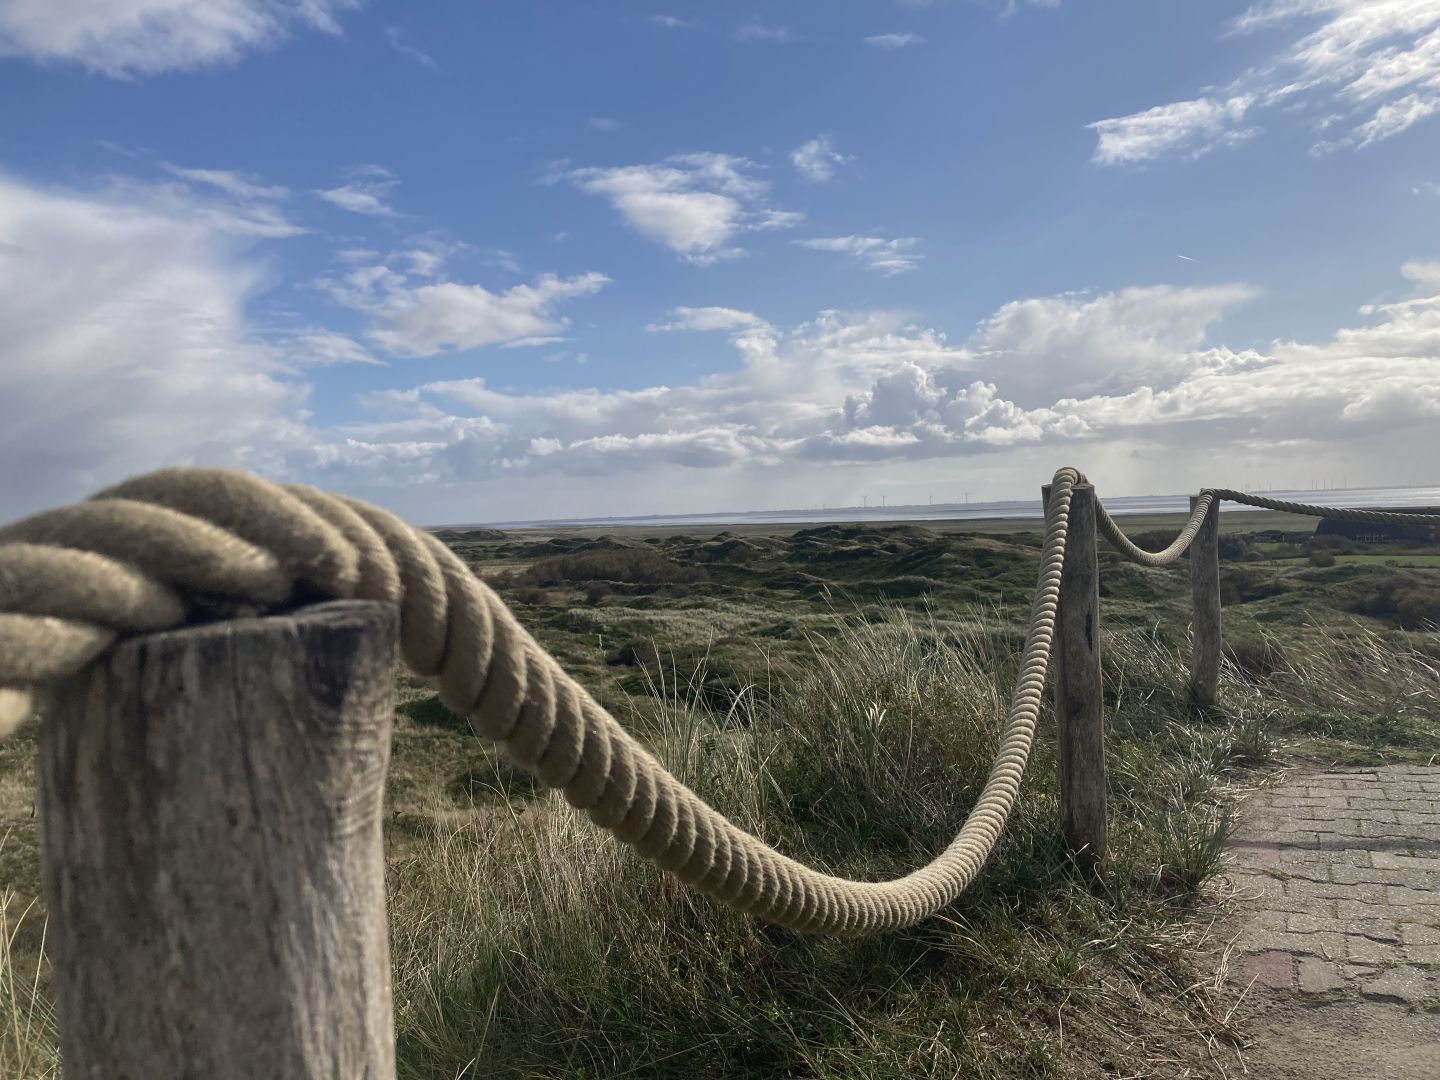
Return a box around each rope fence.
[1,465,1436,1073]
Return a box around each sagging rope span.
[0,468,1436,934]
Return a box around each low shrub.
[518,548,706,587]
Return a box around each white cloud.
[107,174,305,239]
[4,181,1437,520]
[385,25,437,69]
[798,235,923,276]
[864,33,924,49]
[790,136,851,183]
[969,283,1259,406]
[648,14,698,30]
[305,270,1440,504]
[1091,2,1440,164]
[587,116,624,132]
[286,329,383,367]
[1089,96,1257,166]
[321,253,610,357]
[0,0,357,78]
[647,306,774,333]
[161,164,288,201]
[316,173,401,217]
[0,172,309,516]
[735,20,793,43]
[563,153,799,264]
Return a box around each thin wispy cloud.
[587,117,624,132]
[1090,1,1440,165]
[316,168,400,217]
[735,20,793,44]
[797,235,923,276]
[791,136,851,183]
[385,26,437,70]
[864,33,924,49]
[1089,96,1258,166]
[162,164,288,201]
[648,14,698,30]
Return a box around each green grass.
[2,520,1437,1077]
[1259,554,1440,568]
[386,611,1256,1079]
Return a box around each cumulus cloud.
[320,252,610,357]
[790,136,850,183]
[797,235,922,275]
[4,165,1435,520]
[295,267,1440,514]
[1091,2,1440,164]
[562,153,800,263]
[0,172,310,515]
[0,0,357,77]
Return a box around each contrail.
[1177,254,1198,262]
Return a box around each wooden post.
[1189,494,1222,708]
[1044,482,1107,872]
[37,600,399,1080]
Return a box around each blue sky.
[2,1,1439,523]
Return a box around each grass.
[1258,554,1440,568]
[0,518,1436,1076]
[0,837,55,1080]
[383,611,1263,1079]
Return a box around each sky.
[1,0,1439,524]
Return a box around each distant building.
[1314,510,1440,545]
[1253,529,1312,544]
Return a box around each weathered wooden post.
[1189,494,1222,708]
[1043,482,1107,872]
[37,600,399,1080]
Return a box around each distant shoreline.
[432,484,1440,536]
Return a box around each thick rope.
[4,470,1435,933]
[1093,491,1215,567]
[1207,490,1440,525]
[1090,488,1439,567]
[0,466,1083,934]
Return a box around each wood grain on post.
[1189,494,1222,708]
[37,600,399,1080]
[1044,482,1107,872]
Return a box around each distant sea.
[458,485,1440,531]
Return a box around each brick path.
[1225,764,1440,1076]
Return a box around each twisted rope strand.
[2,468,1436,933]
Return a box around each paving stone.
[1345,935,1405,964]
[1358,965,1436,1005]
[1239,950,1295,990]
[1402,944,1440,966]
[1398,922,1440,946]
[1386,885,1438,906]
[1296,956,1346,994]
[1372,851,1440,871]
